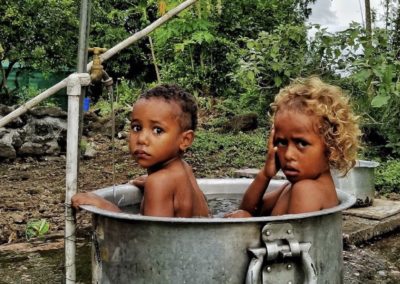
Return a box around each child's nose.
[284,144,296,161]
[137,130,149,145]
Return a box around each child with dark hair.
[72,84,209,217]
[225,77,361,217]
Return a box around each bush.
[375,159,400,194]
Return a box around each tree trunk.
[365,0,372,36]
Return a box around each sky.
[307,0,385,33]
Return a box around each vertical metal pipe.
[65,1,91,283]
[65,79,80,284]
[77,0,91,142]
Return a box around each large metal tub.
[82,179,355,284]
[332,160,379,207]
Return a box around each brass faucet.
[88,47,107,82]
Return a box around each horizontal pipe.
[0,79,68,128]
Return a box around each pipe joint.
[67,73,91,97]
[102,76,113,87]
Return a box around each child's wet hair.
[138,84,198,131]
[271,76,361,175]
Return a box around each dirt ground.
[1,133,400,283]
[0,134,143,245]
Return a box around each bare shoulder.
[145,170,176,195]
[288,178,337,214]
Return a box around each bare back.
[140,158,209,217]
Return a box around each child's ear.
[179,130,194,152]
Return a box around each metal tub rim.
[81,178,356,223]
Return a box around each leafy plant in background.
[229,24,313,114]
[188,129,267,176]
[153,0,317,100]
[0,0,79,104]
[310,22,400,156]
[25,219,50,241]
[375,159,400,195]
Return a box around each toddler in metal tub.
[72,84,209,217]
[226,76,361,218]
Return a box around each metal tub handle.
[246,223,317,284]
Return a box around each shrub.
[375,159,400,194]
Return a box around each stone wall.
[0,104,128,160]
[0,105,67,160]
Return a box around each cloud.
[308,0,337,26]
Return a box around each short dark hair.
[139,84,198,131]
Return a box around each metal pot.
[332,160,379,207]
[82,179,355,284]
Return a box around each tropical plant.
[0,0,79,104]
[25,219,50,240]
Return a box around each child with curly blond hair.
[226,77,361,217]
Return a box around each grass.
[187,128,267,177]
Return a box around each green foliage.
[309,23,400,155]
[229,24,313,114]
[93,78,147,116]
[0,0,79,104]
[188,128,267,177]
[17,86,58,107]
[25,219,50,240]
[89,0,159,83]
[153,0,317,99]
[375,159,400,194]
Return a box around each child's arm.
[238,128,280,216]
[71,192,122,212]
[141,174,175,217]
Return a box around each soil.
[1,133,400,283]
[0,134,142,245]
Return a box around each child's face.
[273,110,329,183]
[129,98,187,169]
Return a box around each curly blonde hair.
[270,76,361,175]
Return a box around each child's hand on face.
[262,127,280,179]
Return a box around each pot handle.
[245,223,317,284]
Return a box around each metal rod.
[64,73,91,284]
[65,1,91,283]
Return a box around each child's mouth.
[283,167,298,177]
[134,150,150,158]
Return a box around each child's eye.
[275,139,287,147]
[131,124,141,132]
[153,127,164,135]
[296,139,309,148]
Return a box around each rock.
[18,142,46,156]
[83,144,97,159]
[11,213,25,224]
[221,113,258,133]
[29,106,67,118]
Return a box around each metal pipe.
[64,73,91,283]
[64,1,91,283]
[0,0,198,129]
